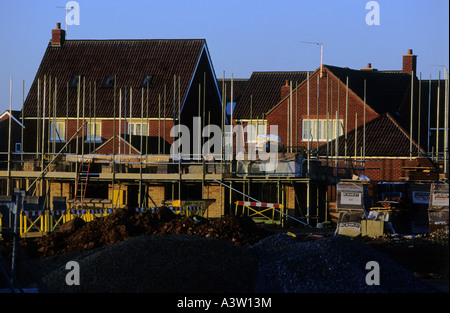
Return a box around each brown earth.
[8,206,273,259]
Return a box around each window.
[141,75,153,87]
[86,122,101,142]
[102,75,115,88]
[224,131,233,160]
[69,75,84,88]
[302,119,343,142]
[246,121,267,143]
[128,122,148,136]
[50,121,66,142]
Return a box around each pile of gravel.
[30,234,258,293]
[248,233,437,293]
[25,232,439,293]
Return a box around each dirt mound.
[32,234,259,293]
[19,207,272,259]
[249,233,438,293]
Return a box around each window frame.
[86,121,102,142]
[140,75,153,88]
[302,118,344,142]
[102,75,115,88]
[50,120,66,142]
[128,122,149,137]
[69,75,85,88]
[245,121,267,143]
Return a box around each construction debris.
[16,207,272,259]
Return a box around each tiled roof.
[318,113,423,157]
[23,39,207,118]
[325,65,412,115]
[217,78,249,104]
[233,71,309,119]
[93,135,141,155]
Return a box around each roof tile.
[23,39,206,118]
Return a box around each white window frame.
[128,122,148,136]
[86,122,102,142]
[50,121,66,142]
[246,121,267,143]
[302,119,344,142]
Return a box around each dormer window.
[69,75,84,88]
[103,75,115,88]
[141,75,153,87]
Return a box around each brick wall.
[147,184,165,207]
[364,157,434,182]
[66,119,174,143]
[325,157,434,183]
[267,68,379,151]
[204,184,224,218]
[284,184,296,209]
[48,181,71,210]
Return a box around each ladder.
[73,160,92,210]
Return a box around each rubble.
[17,207,273,259]
[425,226,449,245]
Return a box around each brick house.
[224,50,445,223]
[11,23,226,213]
[317,113,433,182]
[227,71,308,152]
[1,23,446,226]
[21,23,223,156]
[257,50,443,183]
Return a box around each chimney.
[281,80,291,100]
[51,23,65,47]
[402,49,417,75]
[360,63,377,72]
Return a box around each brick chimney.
[51,23,65,47]
[281,80,291,100]
[360,63,377,72]
[402,49,417,74]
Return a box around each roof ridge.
[252,71,310,74]
[24,38,208,118]
[383,112,425,154]
[61,38,206,42]
[317,112,419,157]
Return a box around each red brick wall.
[65,119,173,143]
[364,157,434,182]
[267,69,379,150]
[325,157,434,183]
[22,118,175,154]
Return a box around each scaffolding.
[0,67,448,234]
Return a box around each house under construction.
[0,24,448,236]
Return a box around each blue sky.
[0,0,448,113]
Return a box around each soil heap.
[18,206,273,259]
